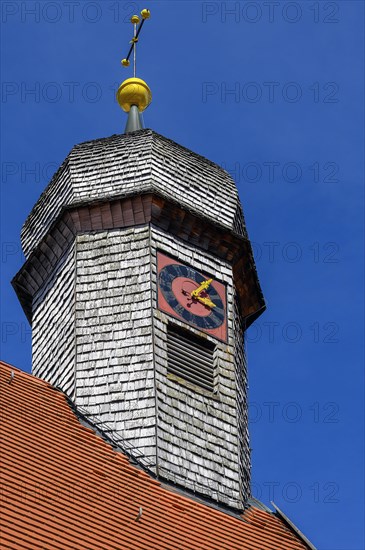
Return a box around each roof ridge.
[0,361,51,388]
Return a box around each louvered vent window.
[166,325,215,392]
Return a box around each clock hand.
[191,278,217,308]
[191,278,213,298]
[195,295,217,308]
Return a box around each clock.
[157,252,227,342]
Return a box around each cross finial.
[121,9,151,78]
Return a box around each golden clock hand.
[195,295,217,308]
[191,278,213,298]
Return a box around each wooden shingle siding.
[32,243,76,398]
[74,227,157,465]
[150,226,248,509]
[234,294,250,503]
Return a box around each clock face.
[157,252,227,342]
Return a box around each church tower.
[12,11,265,511]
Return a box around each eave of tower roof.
[12,191,265,326]
[0,360,315,550]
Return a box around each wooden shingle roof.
[21,130,244,259]
[0,361,313,550]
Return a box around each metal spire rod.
[133,18,137,77]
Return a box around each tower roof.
[0,361,314,550]
[21,130,245,258]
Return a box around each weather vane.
[116,9,152,133]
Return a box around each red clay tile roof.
[0,361,311,550]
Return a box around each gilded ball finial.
[131,14,140,24]
[116,78,152,113]
[141,9,150,20]
[121,58,130,67]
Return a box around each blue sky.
[1,1,364,548]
